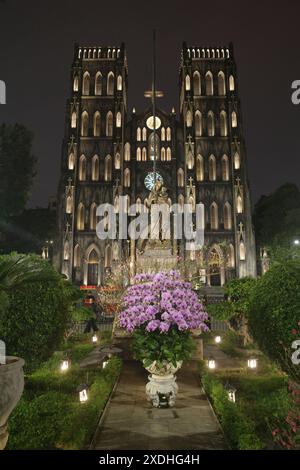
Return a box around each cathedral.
[55,42,256,289]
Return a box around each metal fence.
[209,317,228,333]
[68,318,114,336]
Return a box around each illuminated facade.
[55,43,256,287]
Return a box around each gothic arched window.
[136,147,141,161]
[177,168,184,187]
[161,147,166,161]
[107,72,114,95]
[186,110,193,127]
[228,244,235,267]
[77,203,85,230]
[223,202,232,230]
[210,202,218,229]
[116,111,121,128]
[187,150,194,169]
[166,147,171,161]
[95,72,102,95]
[117,75,122,91]
[185,74,191,91]
[79,155,86,181]
[73,75,79,92]
[207,111,215,136]
[237,195,243,213]
[193,71,201,95]
[142,127,147,141]
[234,152,240,170]
[81,111,89,136]
[66,196,72,214]
[229,75,235,91]
[220,111,228,137]
[231,111,238,128]
[208,155,216,181]
[137,127,141,141]
[148,132,159,161]
[71,111,77,128]
[114,152,121,169]
[142,147,147,161]
[68,152,75,170]
[161,127,165,141]
[196,154,204,181]
[92,155,99,181]
[124,168,130,187]
[166,127,171,141]
[82,72,90,95]
[124,142,130,161]
[93,111,101,136]
[205,71,213,95]
[104,155,112,181]
[222,155,229,181]
[239,242,246,260]
[106,111,113,136]
[218,71,226,95]
[195,110,202,136]
[90,203,97,230]
[74,244,81,268]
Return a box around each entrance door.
[88,263,98,285]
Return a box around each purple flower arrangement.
[119,270,209,335]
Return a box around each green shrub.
[248,260,300,382]
[0,254,80,369]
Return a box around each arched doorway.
[208,248,223,286]
[87,249,99,285]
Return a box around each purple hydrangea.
[119,271,209,334]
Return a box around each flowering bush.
[119,271,208,366]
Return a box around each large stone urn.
[0,356,25,450]
[144,360,182,408]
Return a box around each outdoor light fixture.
[207,357,216,369]
[224,382,237,403]
[60,359,70,372]
[92,334,98,343]
[102,359,109,369]
[77,384,89,403]
[247,357,257,369]
[294,239,300,246]
[214,335,221,344]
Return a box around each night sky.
[0,0,299,207]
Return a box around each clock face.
[144,172,163,190]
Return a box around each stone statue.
[147,179,169,206]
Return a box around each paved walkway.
[204,344,241,370]
[91,359,226,450]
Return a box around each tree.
[248,260,300,383]
[0,123,37,220]
[0,253,80,369]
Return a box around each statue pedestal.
[136,246,178,274]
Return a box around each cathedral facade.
[55,42,256,287]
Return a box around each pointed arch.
[166,127,171,141]
[210,202,218,229]
[63,241,70,261]
[178,194,184,209]
[137,127,141,141]
[104,155,112,181]
[218,71,226,95]
[114,151,121,169]
[116,111,122,128]
[166,147,171,161]
[193,71,201,95]
[124,168,130,187]
[136,147,141,161]
[142,127,147,141]
[207,111,215,136]
[234,152,240,170]
[177,168,184,187]
[82,71,90,95]
[223,202,232,230]
[222,155,229,181]
[124,142,130,161]
[136,197,142,214]
[208,155,216,181]
[117,75,122,91]
[81,111,89,136]
[195,110,202,136]
[90,202,97,230]
[239,242,246,260]
[68,152,75,170]
[106,111,113,136]
[186,110,193,127]
[228,244,235,267]
[73,75,79,92]
[187,150,194,169]
[161,127,166,141]
[107,71,114,95]
[231,111,238,128]
[142,147,147,161]
[205,71,213,95]
[77,203,85,230]
[93,111,101,136]
[105,244,112,268]
[74,244,81,268]
[161,147,166,161]
[229,75,235,91]
[71,111,77,128]
[220,110,228,137]
[66,195,72,214]
[92,155,99,181]
[237,195,243,213]
[196,154,204,181]
[185,74,191,91]
[95,71,102,95]
[79,155,86,181]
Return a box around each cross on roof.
[188,176,194,187]
[238,221,244,233]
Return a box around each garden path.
[91,342,226,450]
[204,344,241,370]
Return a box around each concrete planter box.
[0,356,25,450]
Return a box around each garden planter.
[0,356,25,450]
[144,360,182,407]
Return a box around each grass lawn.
[7,332,122,450]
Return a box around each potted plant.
[119,270,208,407]
[0,354,25,450]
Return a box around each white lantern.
[208,357,216,369]
[102,360,109,369]
[214,335,221,344]
[77,384,89,403]
[60,359,69,372]
[92,334,98,343]
[225,382,236,403]
[247,358,257,369]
